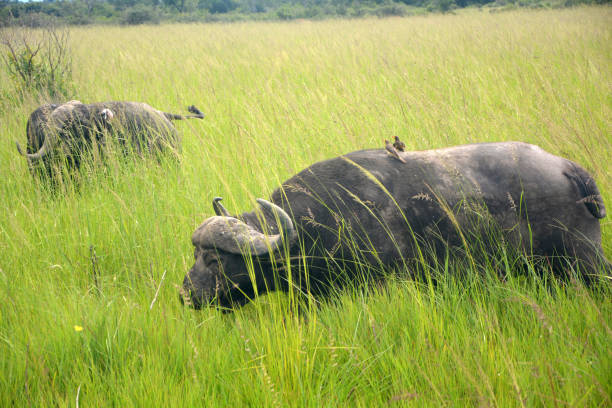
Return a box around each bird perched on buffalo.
[393,135,406,152]
[385,139,406,163]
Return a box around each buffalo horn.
[193,199,296,256]
[17,102,78,161]
[212,197,231,216]
[17,132,56,161]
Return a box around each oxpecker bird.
[393,136,405,152]
[385,139,406,163]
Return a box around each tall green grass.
[1,7,610,406]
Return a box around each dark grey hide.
[182,142,610,309]
[17,101,204,177]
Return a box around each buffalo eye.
[193,246,205,260]
[204,253,220,268]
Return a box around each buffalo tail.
[564,162,606,219]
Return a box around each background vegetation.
[1,0,611,26]
[1,7,611,406]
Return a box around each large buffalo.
[16,100,204,177]
[182,142,610,309]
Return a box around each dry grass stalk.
[388,391,418,403]
[149,270,167,311]
[76,384,82,408]
[24,342,31,407]
[89,245,99,291]
[508,296,553,335]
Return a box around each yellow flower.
[74,325,84,332]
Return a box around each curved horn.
[255,198,297,246]
[18,102,79,161]
[193,199,297,256]
[16,141,26,156]
[18,131,56,161]
[212,197,231,216]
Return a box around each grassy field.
[1,7,611,406]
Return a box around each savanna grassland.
[1,7,611,406]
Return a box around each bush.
[275,4,309,20]
[373,3,408,16]
[427,0,456,11]
[122,5,159,25]
[0,17,75,99]
[208,0,238,14]
[66,14,93,26]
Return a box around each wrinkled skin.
[17,101,204,179]
[182,142,611,310]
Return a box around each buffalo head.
[181,198,297,309]
[16,101,114,165]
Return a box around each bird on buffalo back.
[385,139,406,163]
[393,136,405,152]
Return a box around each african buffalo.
[181,142,610,309]
[16,100,205,178]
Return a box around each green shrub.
[122,5,160,25]
[373,3,408,15]
[0,19,74,99]
[427,0,456,11]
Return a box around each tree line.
[0,0,609,26]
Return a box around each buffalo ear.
[100,109,114,122]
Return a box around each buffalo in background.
[181,142,610,309]
[16,100,205,179]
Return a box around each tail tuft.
[564,163,606,219]
[187,105,205,118]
